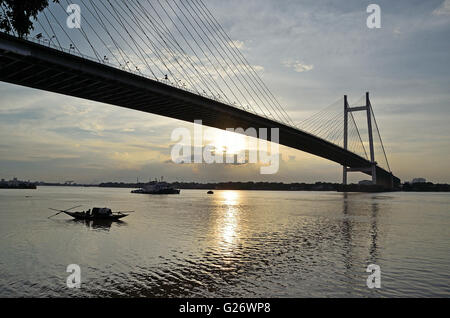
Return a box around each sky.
[0,0,449,184]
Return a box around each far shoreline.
[13,181,450,192]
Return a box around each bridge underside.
[0,33,399,189]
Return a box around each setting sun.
[206,129,248,155]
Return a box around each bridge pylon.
[342,92,377,185]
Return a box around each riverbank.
[7,181,448,192]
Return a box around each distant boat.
[207,190,214,194]
[48,206,131,221]
[131,181,180,195]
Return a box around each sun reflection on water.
[222,190,239,206]
[216,191,240,253]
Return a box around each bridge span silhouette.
[0,32,399,189]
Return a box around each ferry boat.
[131,181,180,195]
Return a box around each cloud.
[282,60,314,73]
[433,0,450,15]
[228,40,245,49]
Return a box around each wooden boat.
[49,206,132,221]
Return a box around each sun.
[208,129,247,155]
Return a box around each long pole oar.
[115,211,135,215]
[47,210,65,219]
[48,205,82,218]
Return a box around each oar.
[47,210,65,219]
[115,211,135,214]
[64,205,82,212]
[48,205,82,218]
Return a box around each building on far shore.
[411,178,426,184]
[0,177,36,189]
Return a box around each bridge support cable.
[100,0,198,88]
[100,0,175,77]
[322,112,345,145]
[70,0,145,77]
[181,0,278,120]
[42,6,82,56]
[82,0,140,73]
[139,0,229,101]
[41,0,212,92]
[35,18,58,47]
[84,0,161,78]
[349,111,368,159]
[297,98,343,136]
[112,0,217,93]
[14,0,297,126]
[43,1,106,65]
[178,0,268,114]
[342,92,385,185]
[181,0,290,125]
[106,0,199,92]
[40,10,62,48]
[298,98,346,145]
[125,0,217,96]
[164,0,264,117]
[117,1,201,94]
[188,0,291,126]
[155,0,236,107]
[129,0,237,98]
[194,0,296,127]
[298,95,369,163]
[60,0,143,73]
[55,2,101,62]
[370,103,391,172]
[343,94,369,159]
[132,0,225,98]
[160,0,253,113]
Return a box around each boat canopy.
[92,207,112,215]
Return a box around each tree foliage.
[0,0,59,38]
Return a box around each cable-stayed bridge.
[0,0,399,189]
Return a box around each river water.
[0,186,448,297]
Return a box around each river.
[0,186,448,297]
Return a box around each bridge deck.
[0,33,399,187]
